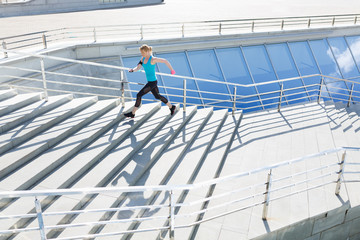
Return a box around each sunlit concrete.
[0,0,359,38]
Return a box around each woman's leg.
[151,85,176,115]
[127,81,176,117]
[132,83,152,114]
[151,86,170,105]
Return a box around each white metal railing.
[0,147,359,239]
[1,14,360,53]
[1,48,360,114]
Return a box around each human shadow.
[7,100,47,139]
[112,126,175,219]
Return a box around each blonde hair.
[140,44,152,53]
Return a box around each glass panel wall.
[346,36,360,69]
[155,52,202,106]
[187,50,230,107]
[309,39,349,101]
[242,45,279,109]
[288,41,321,100]
[266,43,308,105]
[215,47,261,111]
[122,35,360,112]
[329,37,360,101]
[345,35,360,101]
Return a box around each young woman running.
[124,44,176,118]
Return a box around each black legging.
[135,81,168,107]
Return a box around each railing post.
[355,16,358,25]
[232,86,237,115]
[182,24,185,38]
[278,83,284,112]
[40,58,48,102]
[251,21,255,32]
[183,79,187,112]
[262,169,272,220]
[318,77,323,104]
[169,190,175,240]
[140,25,144,39]
[42,33,47,49]
[35,197,47,240]
[307,18,311,28]
[93,28,97,42]
[332,17,336,26]
[347,83,354,107]
[120,70,125,108]
[335,151,346,195]
[2,40,8,58]
[219,23,222,35]
[281,20,285,30]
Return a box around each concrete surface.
[0,0,360,38]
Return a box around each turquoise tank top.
[142,56,157,82]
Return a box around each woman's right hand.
[129,69,134,72]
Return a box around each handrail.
[0,14,359,52]
[0,147,358,239]
[0,48,357,88]
[1,47,360,113]
[0,147,355,198]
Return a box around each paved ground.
[0,0,359,38]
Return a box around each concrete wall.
[0,0,163,18]
[253,203,360,240]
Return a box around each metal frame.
[0,147,358,239]
[307,39,334,102]
[2,48,360,113]
[286,41,312,102]
[1,14,360,53]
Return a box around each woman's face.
[140,50,150,58]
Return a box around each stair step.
[194,102,345,240]
[118,108,229,240]
[0,103,162,239]
[178,111,243,240]
[0,101,135,217]
[0,101,134,193]
[48,105,196,239]
[0,92,43,117]
[103,107,214,238]
[0,94,73,134]
[0,96,97,156]
[2,98,360,240]
[336,103,360,207]
[0,98,119,181]
[0,89,17,101]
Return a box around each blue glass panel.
[122,56,166,104]
[242,45,279,109]
[155,52,202,106]
[187,50,231,107]
[345,36,360,70]
[309,39,348,101]
[266,43,308,104]
[349,77,360,102]
[345,36,360,98]
[215,47,261,112]
[328,37,360,79]
[288,41,321,100]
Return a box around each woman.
[124,44,176,118]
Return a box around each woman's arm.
[129,59,143,72]
[152,57,175,74]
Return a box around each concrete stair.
[0,92,44,117]
[0,89,17,101]
[0,91,360,240]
